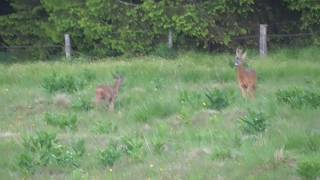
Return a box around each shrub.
[153,43,178,59]
[72,97,93,111]
[211,147,231,160]
[178,90,203,108]
[151,136,166,154]
[42,73,82,93]
[91,121,118,135]
[297,157,320,179]
[42,70,96,93]
[98,142,121,167]
[276,88,320,109]
[17,132,85,174]
[121,134,145,161]
[305,133,320,152]
[44,112,78,130]
[239,111,267,134]
[204,89,230,110]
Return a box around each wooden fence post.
[259,24,267,57]
[168,30,173,48]
[64,34,71,59]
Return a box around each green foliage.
[17,132,85,174]
[179,89,232,111]
[305,132,320,152]
[297,157,320,179]
[239,111,267,134]
[42,70,95,93]
[72,97,93,111]
[211,147,231,160]
[151,136,166,155]
[276,88,320,109]
[153,43,177,59]
[98,142,121,167]
[178,90,203,108]
[44,112,78,130]
[2,0,320,58]
[133,100,179,122]
[204,89,230,110]
[42,73,84,93]
[121,134,145,161]
[91,121,118,135]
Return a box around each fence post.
[64,34,71,59]
[168,29,173,48]
[259,24,267,57]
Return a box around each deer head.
[235,48,247,66]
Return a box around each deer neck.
[237,64,246,77]
[113,80,122,95]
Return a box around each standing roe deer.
[235,48,257,98]
[96,75,124,111]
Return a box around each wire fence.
[0,25,318,60]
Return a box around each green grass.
[0,47,320,179]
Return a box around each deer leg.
[241,88,246,97]
[249,86,256,99]
[95,97,102,109]
[109,102,114,112]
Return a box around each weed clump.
[239,111,267,134]
[91,121,118,135]
[276,88,320,109]
[98,142,121,167]
[72,96,93,111]
[44,112,78,130]
[42,70,96,93]
[204,89,230,111]
[121,134,145,161]
[297,156,320,179]
[17,132,85,174]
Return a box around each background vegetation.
[0,47,319,179]
[0,0,320,58]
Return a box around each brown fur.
[235,48,257,99]
[95,76,123,111]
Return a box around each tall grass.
[0,47,319,179]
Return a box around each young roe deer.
[235,48,257,98]
[96,75,124,111]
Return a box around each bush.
[72,97,94,111]
[151,136,166,154]
[153,43,178,59]
[17,132,85,174]
[42,73,82,93]
[178,90,203,108]
[98,142,121,167]
[44,112,78,130]
[211,147,231,160]
[204,89,230,110]
[91,121,118,135]
[239,111,267,134]
[297,157,320,179]
[276,88,320,109]
[121,134,145,161]
[42,70,96,93]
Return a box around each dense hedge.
[0,0,319,58]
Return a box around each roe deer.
[235,48,257,98]
[96,75,124,111]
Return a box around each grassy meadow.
[0,47,320,179]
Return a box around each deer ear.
[242,51,247,59]
[236,48,240,56]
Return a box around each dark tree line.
[0,0,319,58]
